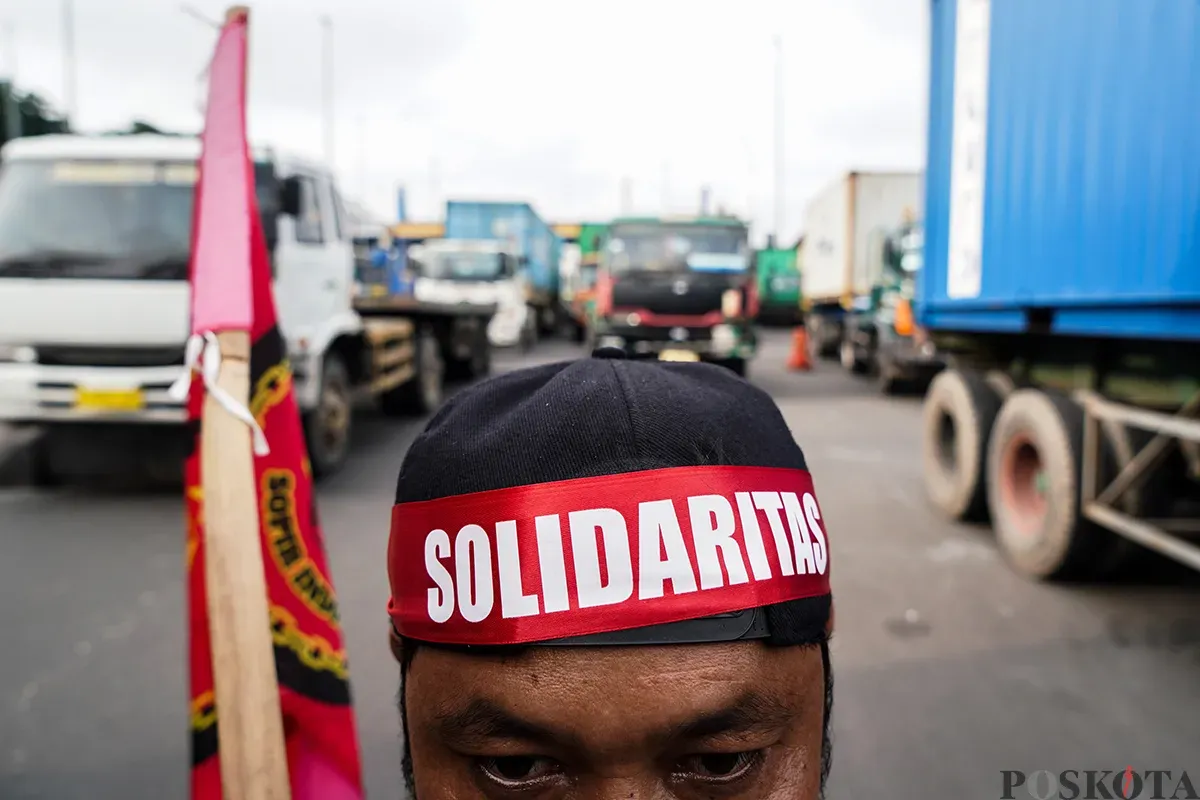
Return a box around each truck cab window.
[295,176,325,245]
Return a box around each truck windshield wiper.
[0,249,115,277]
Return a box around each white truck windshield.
[0,158,276,280]
[421,251,505,281]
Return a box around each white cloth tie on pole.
[168,331,270,456]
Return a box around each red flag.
[183,9,364,798]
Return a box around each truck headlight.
[0,345,36,364]
[625,312,641,326]
[721,290,743,318]
[711,324,737,351]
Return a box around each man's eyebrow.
[670,691,798,741]
[433,698,572,748]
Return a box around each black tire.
[571,321,586,344]
[986,389,1118,581]
[380,327,444,416]
[304,354,353,479]
[520,309,538,353]
[922,368,1003,521]
[840,336,868,375]
[466,323,491,378]
[28,436,62,488]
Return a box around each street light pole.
[320,15,334,168]
[62,0,76,123]
[773,34,784,244]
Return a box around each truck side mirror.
[261,210,279,255]
[278,175,302,217]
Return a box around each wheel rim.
[999,432,1048,535]
[320,379,350,456]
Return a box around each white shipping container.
[800,171,922,304]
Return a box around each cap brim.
[536,608,771,647]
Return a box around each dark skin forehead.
[404,641,824,799]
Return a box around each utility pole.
[3,21,17,82]
[62,0,76,124]
[429,156,441,218]
[320,15,334,168]
[773,34,785,243]
[356,114,367,202]
[620,177,633,215]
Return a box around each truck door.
[272,168,349,345]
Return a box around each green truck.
[837,220,944,393]
[754,245,802,325]
[591,215,757,375]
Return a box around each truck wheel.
[381,327,444,416]
[520,309,539,353]
[27,436,62,488]
[922,369,1002,521]
[464,322,491,378]
[840,337,868,375]
[986,389,1113,581]
[304,354,353,479]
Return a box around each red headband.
[387,465,831,646]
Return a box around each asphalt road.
[1,330,1197,800]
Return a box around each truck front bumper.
[879,331,945,376]
[0,362,188,425]
[592,322,756,362]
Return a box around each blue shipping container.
[919,0,1200,341]
[444,201,560,295]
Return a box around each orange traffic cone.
[787,326,812,371]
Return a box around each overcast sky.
[2,0,927,243]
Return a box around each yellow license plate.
[75,387,145,412]
[369,284,389,297]
[659,349,701,363]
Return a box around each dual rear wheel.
[922,369,1137,581]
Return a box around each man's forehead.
[410,641,824,712]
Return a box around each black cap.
[394,358,830,647]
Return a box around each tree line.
[1,80,187,148]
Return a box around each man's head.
[388,354,834,798]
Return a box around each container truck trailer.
[800,171,922,359]
[917,0,1200,581]
[445,200,563,338]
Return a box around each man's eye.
[674,750,763,783]
[477,755,562,786]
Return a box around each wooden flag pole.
[199,7,291,799]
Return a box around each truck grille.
[36,345,187,368]
[611,272,738,317]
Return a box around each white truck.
[0,133,494,484]
[799,171,922,360]
[408,238,534,350]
